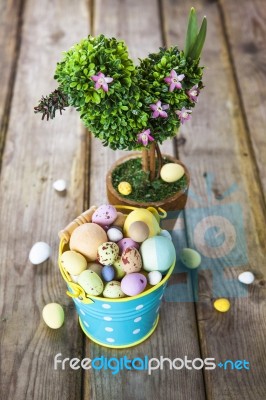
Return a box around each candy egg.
[113,257,126,279]
[213,298,231,313]
[238,271,255,285]
[78,270,104,296]
[101,265,115,282]
[87,262,103,277]
[117,238,139,254]
[118,181,132,195]
[148,271,162,286]
[29,241,51,265]
[121,273,147,296]
[60,250,87,275]
[140,236,175,273]
[97,242,119,265]
[123,208,161,238]
[53,179,67,192]
[121,247,142,274]
[107,226,123,242]
[70,223,107,261]
[42,303,64,329]
[113,212,127,228]
[160,163,185,183]
[103,281,126,298]
[128,221,149,243]
[180,248,201,269]
[92,204,117,226]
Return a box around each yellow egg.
[124,209,161,238]
[42,303,65,329]
[118,181,132,195]
[213,298,231,313]
[160,163,185,183]
[60,250,87,275]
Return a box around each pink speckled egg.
[92,204,117,227]
[117,238,139,254]
[121,247,142,274]
[121,273,147,297]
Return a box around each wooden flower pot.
[106,153,190,212]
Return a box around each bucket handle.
[58,205,97,242]
[114,205,167,221]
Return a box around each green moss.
[112,158,187,203]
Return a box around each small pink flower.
[176,107,192,124]
[137,129,154,146]
[164,70,185,92]
[91,72,113,92]
[187,85,200,102]
[150,100,169,118]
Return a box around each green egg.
[103,281,126,298]
[113,257,126,279]
[180,248,201,269]
[78,270,104,296]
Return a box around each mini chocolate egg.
[123,208,161,238]
[78,270,104,296]
[140,236,175,273]
[113,257,126,279]
[159,229,172,241]
[148,271,162,286]
[118,181,132,196]
[53,179,67,192]
[160,163,185,183]
[70,223,107,261]
[97,242,119,265]
[87,262,103,277]
[107,226,123,242]
[103,281,126,298]
[121,247,142,274]
[29,241,51,265]
[238,271,255,285]
[113,212,127,228]
[213,298,231,313]
[128,221,149,243]
[60,250,87,276]
[92,204,117,226]
[101,265,115,282]
[121,273,147,296]
[180,248,201,269]
[117,238,139,254]
[42,303,64,329]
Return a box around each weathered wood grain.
[85,1,206,399]
[0,0,23,165]
[163,0,266,399]
[220,0,266,202]
[0,0,90,399]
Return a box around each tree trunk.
[155,142,163,179]
[149,142,156,181]
[142,149,149,173]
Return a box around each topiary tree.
[35,8,207,181]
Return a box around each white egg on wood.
[238,271,255,285]
[53,179,67,192]
[29,241,51,265]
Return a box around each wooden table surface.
[1,0,266,399]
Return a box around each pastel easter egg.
[159,229,172,241]
[103,281,126,298]
[123,209,161,238]
[78,270,104,296]
[113,257,126,279]
[128,221,149,243]
[107,226,123,242]
[213,298,231,313]
[97,242,119,265]
[121,247,142,274]
[160,163,185,183]
[70,223,107,261]
[180,248,201,269]
[140,236,175,273]
[42,303,64,329]
[238,271,255,285]
[60,250,87,276]
[121,273,147,296]
[118,181,132,196]
[148,270,162,286]
[117,238,139,254]
[113,212,127,228]
[92,204,117,226]
[87,262,103,277]
[29,241,51,265]
[101,265,115,282]
[53,179,67,192]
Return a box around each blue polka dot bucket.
[58,206,175,348]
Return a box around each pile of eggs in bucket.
[60,205,176,298]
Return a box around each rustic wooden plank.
[0,0,90,399]
[220,0,266,202]
[85,1,206,399]
[0,0,23,164]
[163,0,266,399]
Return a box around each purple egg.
[92,205,117,227]
[117,238,139,254]
[101,265,115,282]
[121,273,147,296]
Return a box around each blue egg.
[101,265,115,282]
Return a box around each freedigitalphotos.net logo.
[54,354,250,375]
